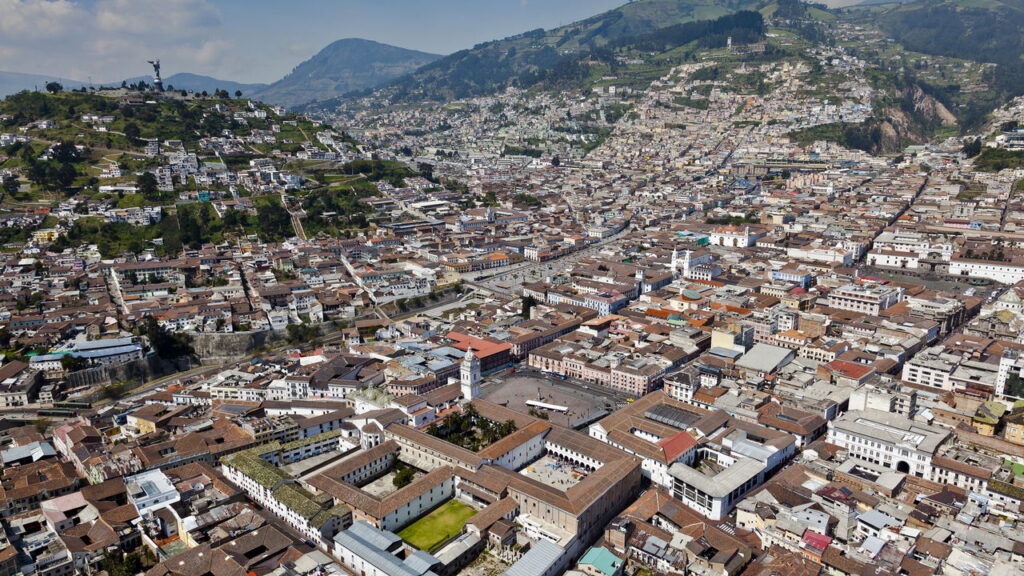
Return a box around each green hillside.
[871,0,1024,128]
[356,0,768,104]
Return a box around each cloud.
[0,0,229,82]
[0,0,83,39]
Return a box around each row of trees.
[426,403,517,451]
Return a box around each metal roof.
[503,539,563,576]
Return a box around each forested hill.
[875,0,1024,128]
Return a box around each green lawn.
[397,500,477,552]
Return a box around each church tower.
[461,347,481,400]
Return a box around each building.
[668,417,796,520]
[826,284,904,315]
[332,521,441,576]
[460,348,481,401]
[826,409,951,477]
[125,469,180,516]
[220,437,353,547]
[0,361,42,407]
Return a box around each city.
[1,1,1024,576]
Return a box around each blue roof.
[0,441,55,465]
[74,337,135,351]
[347,521,401,551]
[708,347,744,359]
[30,344,141,363]
[503,539,563,576]
[333,522,439,576]
[579,547,622,576]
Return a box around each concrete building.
[826,409,951,477]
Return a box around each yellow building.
[973,400,1007,437]
[32,228,59,243]
[1004,401,1024,445]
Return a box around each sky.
[0,0,627,84]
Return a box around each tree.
[234,90,243,98]
[2,176,19,195]
[124,122,141,142]
[393,467,415,488]
[56,162,78,188]
[100,381,131,400]
[137,172,159,200]
[521,295,537,319]
[32,418,50,434]
[1007,373,1024,398]
[551,155,561,167]
[962,138,982,158]
[286,323,320,345]
[61,355,89,372]
[51,141,81,164]
[141,316,194,359]
[45,82,62,94]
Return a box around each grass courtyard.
[397,500,478,552]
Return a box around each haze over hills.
[0,71,88,97]
[251,38,442,108]
[159,73,269,97]
[0,38,440,109]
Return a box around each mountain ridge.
[343,0,768,105]
[251,38,442,108]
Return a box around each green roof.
[579,547,622,576]
[280,429,341,452]
[1003,459,1024,478]
[221,439,350,528]
[974,401,1007,425]
[274,483,322,520]
[221,452,289,490]
[989,478,1024,501]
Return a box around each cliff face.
[190,329,290,364]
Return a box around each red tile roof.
[802,529,832,552]
[825,360,873,380]
[658,431,698,462]
[446,331,512,358]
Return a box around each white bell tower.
[461,347,481,400]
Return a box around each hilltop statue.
[147,59,164,92]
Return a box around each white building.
[333,522,441,576]
[825,409,950,478]
[826,284,904,315]
[949,256,1024,285]
[709,226,766,248]
[125,469,180,516]
[460,348,481,401]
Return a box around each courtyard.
[519,453,588,489]
[360,467,423,497]
[397,499,478,553]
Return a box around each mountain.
[252,38,441,108]
[119,73,267,95]
[0,71,88,97]
[354,0,766,104]
[869,0,1024,129]
[162,73,268,96]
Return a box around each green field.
[397,500,477,552]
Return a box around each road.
[90,290,483,406]
[464,224,632,296]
